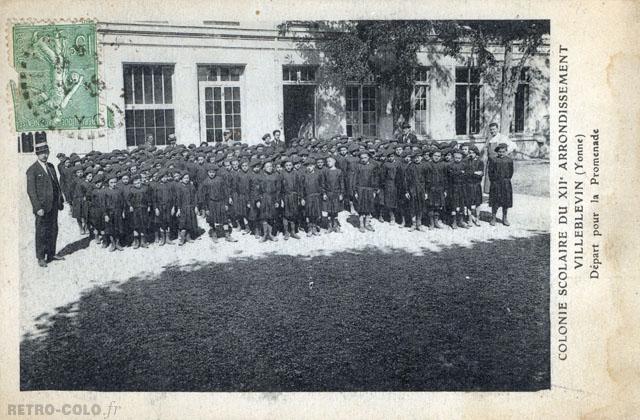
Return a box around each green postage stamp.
[11,23,99,131]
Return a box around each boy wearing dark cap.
[464,146,484,226]
[353,151,379,232]
[175,172,198,245]
[447,150,470,229]
[381,151,402,225]
[198,165,236,243]
[103,174,126,251]
[126,175,152,248]
[256,161,281,242]
[488,143,514,226]
[248,160,263,238]
[301,159,323,236]
[71,166,87,235]
[323,156,345,233]
[426,150,447,229]
[280,159,302,239]
[404,154,427,231]
[88,174,106,246]
[153,170,175,246]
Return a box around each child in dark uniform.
[301,159,323,236]
[447,150,469,229]
[323,156,345,233]
[280,158,302,240]
[354,151,379,232]
[175,172,198,245]
[257,161,281,242]
[198,165,236,243]
[103,173,126,252]
[153,170,175,246]
[88,174,105,246]
[488,143,514,226]
[464,146,484,226]
[426,150,447,229]
[126,174,151,248]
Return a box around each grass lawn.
[21,233,550,392]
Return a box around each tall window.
[511,68,530,133]
[412,67,430,136]
[123,64,175,147]
[283,65,317,83]
[198,65,244,142]
[18,132,34,153]
[455,67,483,135]
[346,84,377,137]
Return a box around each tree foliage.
[279,20,549,135]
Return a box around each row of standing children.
[56,136,513,250]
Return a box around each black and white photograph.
[14,18,554,394]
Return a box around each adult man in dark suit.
[398,122,418,144]
[26,134,65,267]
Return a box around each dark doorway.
[283,85,316,144]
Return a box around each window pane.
[233,101,240,113]
[155,109,165,127]
[133,67,143,104]
[415,67,429,82]
[232,86,240,100]
[214,129,222,142]
[513,83,528,133]
[125,110,134,128]
[214,115,222,127]
[135,128,145,145]
[145,109,155,127]
[230,67,241,81]
[224,101,232,114]
[143,66,153,104]
[163,66,173,104]
[126,128,135,147]
[197,66,209,82]
[21,133,34,153]
[220,67,230,81]
[455,85,467,135]
[470,68,481,84]
[206,115,213,129]
[153,67,164,104]
[234,115,241,127]
[205,87,212,100]
[225,115,233,127]
[213,87,221,100]
[206,101,213,114]
[214,101,221,114]
[469,85,482,134]
[455,67,468,83]
[206,129,215,142]
[165,109,174,127]
[233,128,241,140]
[155,128,166,145]
[123,66,133,105]
[134,110,145,128]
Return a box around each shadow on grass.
[21,234,550,392]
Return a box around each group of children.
[56,135,514,251]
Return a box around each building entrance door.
[283,84,316,144]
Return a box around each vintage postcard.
[0,0,637,419]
